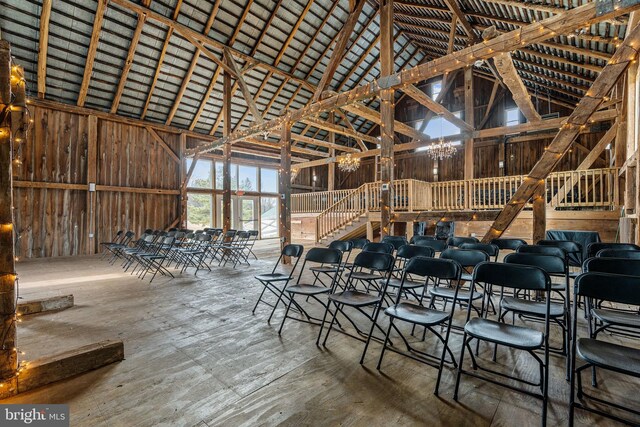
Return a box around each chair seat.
[255,273,290,282]
[461,272,473,282]
[351,271,382,281]
[383,277,425,289]
[285,284,331,296]
[592,308,640,329]
[501,297,565,318]
[385,302,449,326]
[429,286,481,301]
[577,338,640,376]
[329,290,380,307]
[311,266,339,274]
[550,283,566,291]
[464,318,544,350]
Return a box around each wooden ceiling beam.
[164,0,220,125]
[186,1,636,156]
[141,0,183,119]
[335,109,368,151]
[483,23,640,242]
[274,1,314,66]
[312,0,367,102]
[77,0,108,106]
[224,48,264,125]
[301,118,379,145]
[403,84,474,130]
[37,0,52,99]
[110,5,148,114]
[442,0,475,40]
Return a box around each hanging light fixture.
[424,113,457,161]
[337,136,360,172]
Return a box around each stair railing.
[316,183,374,242]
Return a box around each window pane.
[187,193,212,229]
[231,164,238,191]
[260,197,278,238]
[506,108,520,126]
[215,161,224,190]
[260,168,278,193]
[186,159,212,188]
[240,198,258,231]
[238,165,257,191]
[431,81,442,98]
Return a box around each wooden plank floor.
[3,243,638,426]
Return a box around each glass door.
[238,196,258,232]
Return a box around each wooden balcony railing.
[297,168,619,241]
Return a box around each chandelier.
[424,113,457,161]
[424,137,457,160]
[337,153,361,172]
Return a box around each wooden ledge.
[18,295,74,316]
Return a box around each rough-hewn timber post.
[279,122,292,262]
[0,40,18,395]
[379,0,394,238]
[222,65,232,233]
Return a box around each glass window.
[186,159,212,189]
[238,165,257,191]
[260,168,278,193]
[260,197,279,238]
[215,161,224,190]
[505,108,521,126]
[416,112,463,152]
[231,164,238,191]
[431,80,442,99]
[186,193,212,230]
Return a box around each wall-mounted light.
[499,160,504,169]
[432,167,438,175]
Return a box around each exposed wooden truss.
[37,0,52,99]
[402,84,473,131]
[77,0,108,107]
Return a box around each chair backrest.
[196,233,212,242]
[597,248,640,259]
[412,238,447,252]
[410,235,436,245]
[490,238,527,251]
[143,228,153,234]
[124,231,135,239]
[473,262,551,292]
[575,272,640,306]
[517,244,566,259]
[237,231,251,239]
[447,236,479,247]
[396,244,435,260]
[224,230,237,239]
[381,235,409,250]
[328,240,353,253]
[460,242,499,258]
[586,242,640,259]
[167,230,177,237]
[504,252,566,275]
[537,239,582,255]
[352,251,395,272]
[404,256,461,281]
[440,248,489,268]
[206,229,222,237]
[282,244,304,258]
[304,247,342,264]
[349,238,370,249]
[362,242,394,254]
[583,257,640,276]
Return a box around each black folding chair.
[318,251,395,363]
[104,231,135,263]
[348,238,370,250]
[253,244,304,323]
[139,236,176,283]
[310,241,353,288]
[361,242,394,254]
[460,242,500,262]
[99,230,124,259]
[596,248,640,259]
[586,242,640,259]
[569,272,640,426]
[431,249,489,316]
[447,236,479,248]
[278,248,343,335]
[382,244,435,305]
[504,252,571,379]
[381,235,408,252]
[538,239,583,277]
[377,256,462,396]
[454,262,552,427]
[491,238,527,252]
[410,235,436,245]
[412,238,447,253]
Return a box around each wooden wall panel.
[13,105,182,258]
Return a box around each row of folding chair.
[253,236,640,427]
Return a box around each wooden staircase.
[317,214,377,244]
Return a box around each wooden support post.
[379,0,394,238]
[464,66,474,181]
[328,113,335,191]
[222,69,232,233]
[406,221,414,242]
[0,40,17,393]
[366,221,374,242]
[532,184,546,243]
[86,115,98,254]
[179,133,187,228]
[37,0,52,99]
[279,122,292,261]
